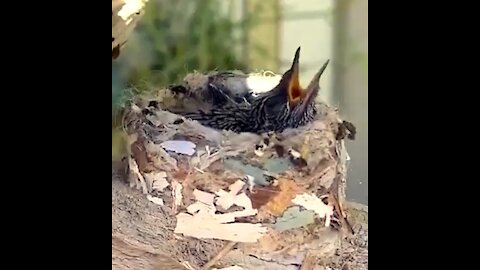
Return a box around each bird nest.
[120,80,356,269]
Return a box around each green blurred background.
[112,0,368,205]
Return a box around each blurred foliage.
[112,0,262,110]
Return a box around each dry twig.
[201,241,237,270]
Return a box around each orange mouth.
[288,79,302,105]
[285,46,307,107]
[287,56,302,106]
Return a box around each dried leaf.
[263,158,290,175]
[144,171,169,192]
[172,180,183,208]
[304,160,336,188]
[223,159,270,186]
[215,180,245,210]
[319,166,337,189]
[161,140,196,156]
[174,212,267,242]
[292,193,334,227]
[263,179,303,216]
[232,193,254,210]
[190,184,257,223]
[131,137,153,172]
[193,189,215,205]
[187,201,216,215]
[249,184,280,209]
[179,185,260,241]
[273,206,315,232]
[145,142,178,171]
[215,208,258,223]
[191,146,223,171]
[146,194,164,206]
[128,157,148,194]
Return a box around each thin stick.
[200,241,237,270]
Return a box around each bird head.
[284,46,302,107]
[251,47,329,132]
[291,58,330,116]
[280,47,329,112]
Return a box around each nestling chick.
[174,47,330,134]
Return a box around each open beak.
[287,47,302,106]
[296,59,330,111]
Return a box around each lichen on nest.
[120,72,357,268]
